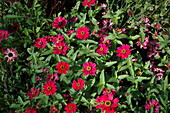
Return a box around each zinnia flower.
[76,27,90,40]
[53,41,70,55]
[0,30,10,41]
[50,106,58,113]
[26,87,40,99]
[116,44,132,59]
[102,88,116,100]
[23,107,36,113]
[96,44,108,55]
[46,73,59,82]
[82,62,97,75]
[72,78,85,91]
[56,61,70,74]
[51,34,65,43]
[42,81,57,96]
[52,16,68,29]
[64,103,78,113]
[145,100,160,113]
[82,0,96,8]
[34,38,47,49]
[4,48,18,62]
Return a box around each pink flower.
[82,0,96,8]
[72,78,85,91]
[42,81,57,96]
[145,100,160,113]
[46,73,59,82]
[102,18,114,29]
[64,103,78,113]
[53,41,70,55]
[76,27,90,40]
[0,30,10,41]
[96,44,108,55]
[51,34,65,43]
[64,94,74,102]
[155,24,161,30]
[99,37,111,46]
[82,62,97,75]
[96,95,119,113]
[23,107,36,113]
[141,17,149,23]
[26,87,40,99]
[136,37,149,49]
[4,48,18,62]
[52,16,68,29]
[34,38,47,49]
[116,44,132,59]
[66,30,75,36]
[102,88,117,100]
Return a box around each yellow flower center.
[69,106,73,110]
[1,34,5,36]
[106,89,111,94]
[150,104,154,108]
[86,66,92,71]
[58,46,63,50]
[88,0,91,2]
[58,22,62,25]
[38,42,42,45]
[136,71,142,76]
[76,83,80,87]
[105,100,112,107]
[32,91,36,94]
[81,31,85,35]
[60,65,65,69]
[100,47,104,51]
[122,49,126,53]
[47,86,52,91]
[50,76,54,80]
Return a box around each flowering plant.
[0,0,169,113]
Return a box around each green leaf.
[41,50,53,56]
[10,104,20,108]
[81,97,89,103]
[99,70,105,85]
[118,75,129,80]
[17,96,23,104]
[136,76,150,82]
[77,40,98,44]
[97,85,104,95]
[36,27,40,33]
[164,76,168,90]
[105,61,117,67]
[3,15,23,19]
[130,35,140,40]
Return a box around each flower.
[42,81,57,96]
[66,30,75,36]
[136,37,149,49]
[102,88,117,100]
[0,30,10,41]
[82,0,96,8]
[50,106,58,113]
[51,34,65,43]
[53,41,70,55]
[26,87,40,99]
[96,95,119,113]
[102,18,114,29]
[82,62,97,75]
[52,16,68,29]
[4,48,18,62]
[46,73,59,82]
[64,94,74,103]
[145,100,160,113]
[72,78,85,91]
[141,17,149,23]
[8,22,20,33]
[64,103,78,113]
[34,38,47,49]
[23,107,36,113]
[165,61,170,69]
[116,44,132,59]
[76,27,90,40]
[96,44,108,55]
[56,61,70,74]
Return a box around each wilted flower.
[4,48,18,62]
[136,37,149,49]
[26,87,40,99]
[102,18,114,29]
[52,16,68,29]
[46,73,59,82]
[66,30,75,36]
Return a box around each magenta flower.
[66,30,75,36]
[82,62,97,75]
[145,100,160,113]
[34,38,47,49]
[116,44,132,59]
[64,103,78,113]
[46,73,59,82]
[96,44,108,55]
[52,16,68,29]
[4,48,18,62]
[72,78,85,91]
[76,27,90,40]
[51,34,65,43]
[82,0,96,8]
[26,87,40,99]
[136,37,149,49]
[53,41,70,55]
[102,88,117,100]
[102,18,114,29]
[0,30,10,41]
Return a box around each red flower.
[64,103,78,113]
[34,38,47,49]
[76,27,90,40]
[50,106,58,113]
[116,44,132,59]
[26,87,40,99]
[53,41,70,55]
[56,62,70,74]
[0,30,10,41]
[23,107,36,113]
[82,62,97,75]
[42,81,57,96]
[96,44,108,55]
[102,88,117,100]
[4,48,18,62]
[52,16,68,29]
[51,34,65,43]
[96,95,119,113]
[82,0,96,8]
[72,78,85,91]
